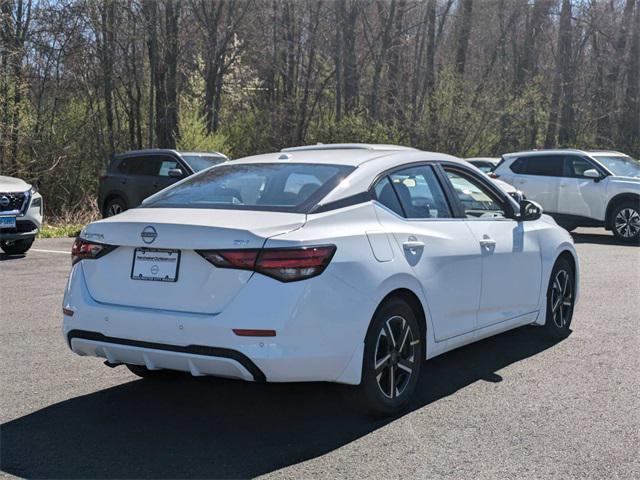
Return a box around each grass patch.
[39,224,84,238]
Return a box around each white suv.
[0,176,43,254]
[493,150,640,243]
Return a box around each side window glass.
[564,157,595,178]
[389,166,451,219]
[522,156,564,177]
[445,170,506,219]
[509,158,526,174]
[374,176,404,216]
[158,160,179,177]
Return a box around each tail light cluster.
[488,172,500,179]
[71,237,117,265]
[196,245,336,282]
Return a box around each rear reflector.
[233,329,277,337]
[62,307,75,317]
[197,245,336,282]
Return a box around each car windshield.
[593,154,640,178]
[143,162,355,213]
[181,154,227,172]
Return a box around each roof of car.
[586,150,627,156]
[466,157,500,162]
[114,149,227,159]
[281,143,418,153]
[233,145,462,168]
[503,149,589,158]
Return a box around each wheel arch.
[604,193,640,229]
[374,288,427,355]
[102,191,128,216]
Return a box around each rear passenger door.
[508,155,563,214]
[373,165,483,341]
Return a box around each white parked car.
[466,157,500,174]
[492,149,640,243]
[0,175,43,254]
[63,144,579,415]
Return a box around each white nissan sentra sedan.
[63,144,579,415]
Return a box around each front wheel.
[353,297,422,416]
[611,201,640,244]
[1,237,34,254]
[542,257,575,339]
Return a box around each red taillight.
[488,172,499,179]
[71,237,117,265]
[197,245,336,282]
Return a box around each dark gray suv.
[98,149,228,217]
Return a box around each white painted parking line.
[30,248,69,254]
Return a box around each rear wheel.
[542,257,575,339]
[104,196,127,217]
[0,237,34,254]
[610,201,640,244]
[354,297,422,416]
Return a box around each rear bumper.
[62,262,374,384]
[68,330,264,381]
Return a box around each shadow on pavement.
[0,253,26,261]
[0,326,564,479]
[571,231,635,246]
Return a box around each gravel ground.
[0,229,638,479]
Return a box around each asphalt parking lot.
[1,229,639,479]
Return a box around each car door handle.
[479,236,496,249]
[402,240,425,253]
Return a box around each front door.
[558,156,607,221]
[442,167,543,328]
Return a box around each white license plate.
[0,216,16,229]
[131,248,181,282]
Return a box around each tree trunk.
[342,0,359,114]
[455,0,473,77]
[163,0,180,148]
[621,1,640,149]
[557,0,574,145]
[99,0,116,153]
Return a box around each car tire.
[542,257,575,339]
[0,237,34,255]
[353,297,423,416]
[125,363,176,379]
[610,200,640,244]
[104,196,127,217]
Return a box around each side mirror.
[519,199,543,221]
[583,169,601,181]
[168,168,183,178]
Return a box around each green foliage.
[177,106,229,154]
[177,69,230,154]
[306,115,409,146]
[39,224,84,238]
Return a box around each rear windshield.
[143,162,355,213]
[181,154,227,172]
